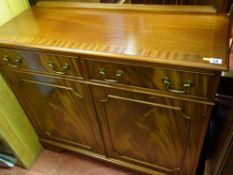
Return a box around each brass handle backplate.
[48,61,70,75]
[2,55,22,68]
[99,68,124,83]
[162,77,193,94]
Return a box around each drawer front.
[86,59,214,99]
[0,48,82,78]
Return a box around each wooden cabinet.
[2,71,104,155]
[0,3,229,175]
[0,55,215,174]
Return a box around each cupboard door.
[91,86,211,175]
[3,71,102,153]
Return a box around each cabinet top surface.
[0,3,229,71]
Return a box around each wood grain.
[37,1,217,14]
[91,85,213,174]
[0,2,228,174]
[0,4,228,71]
[2,71,105,155]
[0,48,83,78]
[86,59,214,99]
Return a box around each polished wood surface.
[36,0,233,13]
[131,0,193,5]
[2,70,104,155]
[91,85,212,174]
[0,2,229,175]
[0,3,229,71]
[0,48,82,78]
[86,59,215,99]
[0,47,218,174]
[36,1,216,13]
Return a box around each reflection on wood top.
[0,3,229,71]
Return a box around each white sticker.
[209,58,222,64]
[203,57,222,65]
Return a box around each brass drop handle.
[99,68,124,83]
[48,61,70,75]
[2,55,22,68]
[162,77,193,94]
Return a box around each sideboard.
[0,2,230,175]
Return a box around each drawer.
[0,48,82,78]
[86,59,214,99]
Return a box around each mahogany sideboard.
[0,2,230,175]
